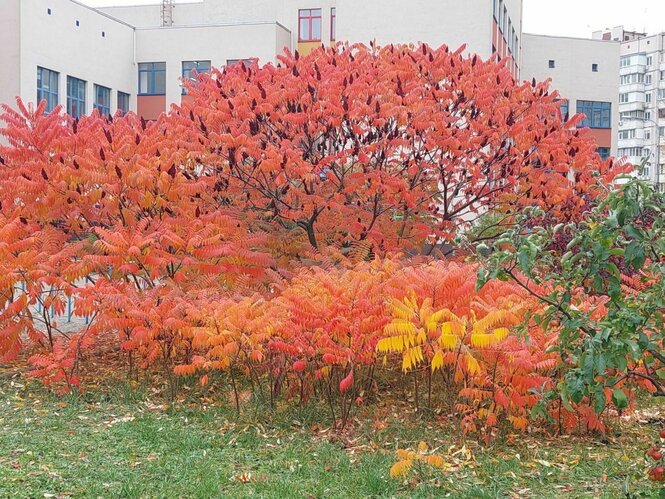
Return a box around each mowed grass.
[0,376,663,499]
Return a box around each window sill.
[138,94,166,97]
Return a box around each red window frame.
[298,8,322,42]
[330,7,336,41]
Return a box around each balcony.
[620,64,646,76]
[620,83,645,93]
[618,138,645,149]
[619,101,646,112]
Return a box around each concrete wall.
[101,2,205,27]
[136,22,292,111]
[17,0,136,115]
[336,0,492,58]
[521,33,620,155]
[100,0,522,63]
[0,0,21,113]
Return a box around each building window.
[548,60,555,68]
[118,91,130,115]
[645,129,651,140]
[646,92,652,103]
[620,56,631,67]
[597,147,610,160]
[298,9,322,42]
[330,7,336,41]
[138,62,166,95]
[498,0,504,28]
[181,60,211,94]
[75,20,79,27]
[37,66,59,114]
[646,111,652,120]
[647,55,653,66]
[226,58,257,68]
[619,93,629,103]
[646,74,652,85]
[93,84,111,116]
[493,0,499,20]
[502,7,508,33]
[642,164,650,177]
[618,147,646,157]
[592,63,598,72]
[47,8,51,15]
[576,100,611,129]
[558,99,569,120]
[67,76,86,119]
[618,129,636,140]
[620,110,645,120]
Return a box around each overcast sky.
[83,0,665,39]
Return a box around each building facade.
[593,26,665,192]
[0,0,523,121]
[521,33,620,159]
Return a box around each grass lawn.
[0,375,664,498]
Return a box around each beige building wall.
[0,0,21,114]
[521,33,620,157]
[4,0,136,116]
[135,22,292,112]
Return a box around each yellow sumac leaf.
[440,334,458,349]
[389,459,412,478]
[465,353,481,375]
[470,333,495,348]
[425,454,445,468]
[431,350,443,372]
[493,327,510,342]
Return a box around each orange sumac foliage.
[173,43,626,253]
[0,42,626,429]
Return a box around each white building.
[521,33,620,159]
[593,26,665,191]
[0,0,523,121]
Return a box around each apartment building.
[0,0,523,121]
[593,26,665,191]
[521,33,620,159]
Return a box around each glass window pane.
[154,71,166,94]
[139,72,149,94]
[311,18,321,39]
[312,9,321,16]
[138,63,150,71]
[300,19,309,39]
[154,62,166,70]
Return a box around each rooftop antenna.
[161,0,174,27]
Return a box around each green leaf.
[612,388,628,409]
[518,247,530,276]
[593,387,607,414]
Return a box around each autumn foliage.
[0,43,629,435]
